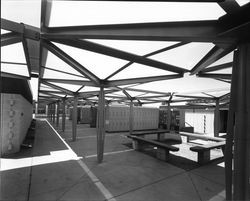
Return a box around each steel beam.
[105,42,189,80]
[52,39,187,74]
[0,72,29,80]
[42,78,97,87]
[124,87,171,96]
[39,90,67,95]
[214,78,231,83]
[198,73,232,79]
[41,0,52,32]
[21,37,31,77]
[218,3,250,41]
[201,62,232,73]
[107,74,182,87]
[171,98,199,103]
[43,20,231,43]
[97,87,105,163]
[1,18,39,40]
[1,32,22,47]
[41,39,100,85]
[39,91,63,99]
[190,45,235,75]
[41,80,74,95]
[218,0,241,14]
[175,94,213,100]
[41,66,86,79]
[72,94,78,141]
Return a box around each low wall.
[1,93,33,156]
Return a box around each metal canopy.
[2,1,249,105]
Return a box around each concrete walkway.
[1,118,226,201]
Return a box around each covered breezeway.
[1,0,250,200]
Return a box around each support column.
[214,98,220,137]
[35,102,38,117]
[50,104,53,121]
[47,104,50,120]
[225,51,238,201]
[52,103,56,124]
[62,98,66,132]
[232,44,250,201]
[129,100,134,135]
[97,86,105,163]
[72,94,78,141]
[45,105,48,118]
[167,102,171,131]
[56,101,60,127]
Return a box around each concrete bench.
[127,135,179,161]
[131,130,169,141]
[179,132,225,143]
[190,141,226,164]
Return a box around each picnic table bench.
[127,135,179,161]
[190,141,226,164]
[131,130,170,141]
[179,132,225,142]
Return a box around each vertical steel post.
[45,105,48,118]
[72,94,78,141]
[167,102,171,130]
[52,103,56,124]
[56,101,60,127]
[62,98,66,132]
[97,86,105,163]
[50,104,53,121]
[225,51,238,201]
[214,98,220,137]
[35,102,38,117]
[129,100,134,135]
[47,104,50,120]
[232,44,250,200]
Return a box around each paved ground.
[0,118,225,201]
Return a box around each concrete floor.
[0,118,226,201]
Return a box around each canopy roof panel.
[1,63,29,77]
[126,74,230,94]
[149,43,215,70]
[1,43,26,63]
[3,0,248,106]
[86,40,179,56]
[1,0,41,27]
[54,42,129,79]
[110,63,174,80]
[44,50,87,78]
[207,52,234,67]
[49,1,225,27]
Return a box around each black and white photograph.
[1,0,250,200]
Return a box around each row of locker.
[68,105,227,134]
[68,105,159,132]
